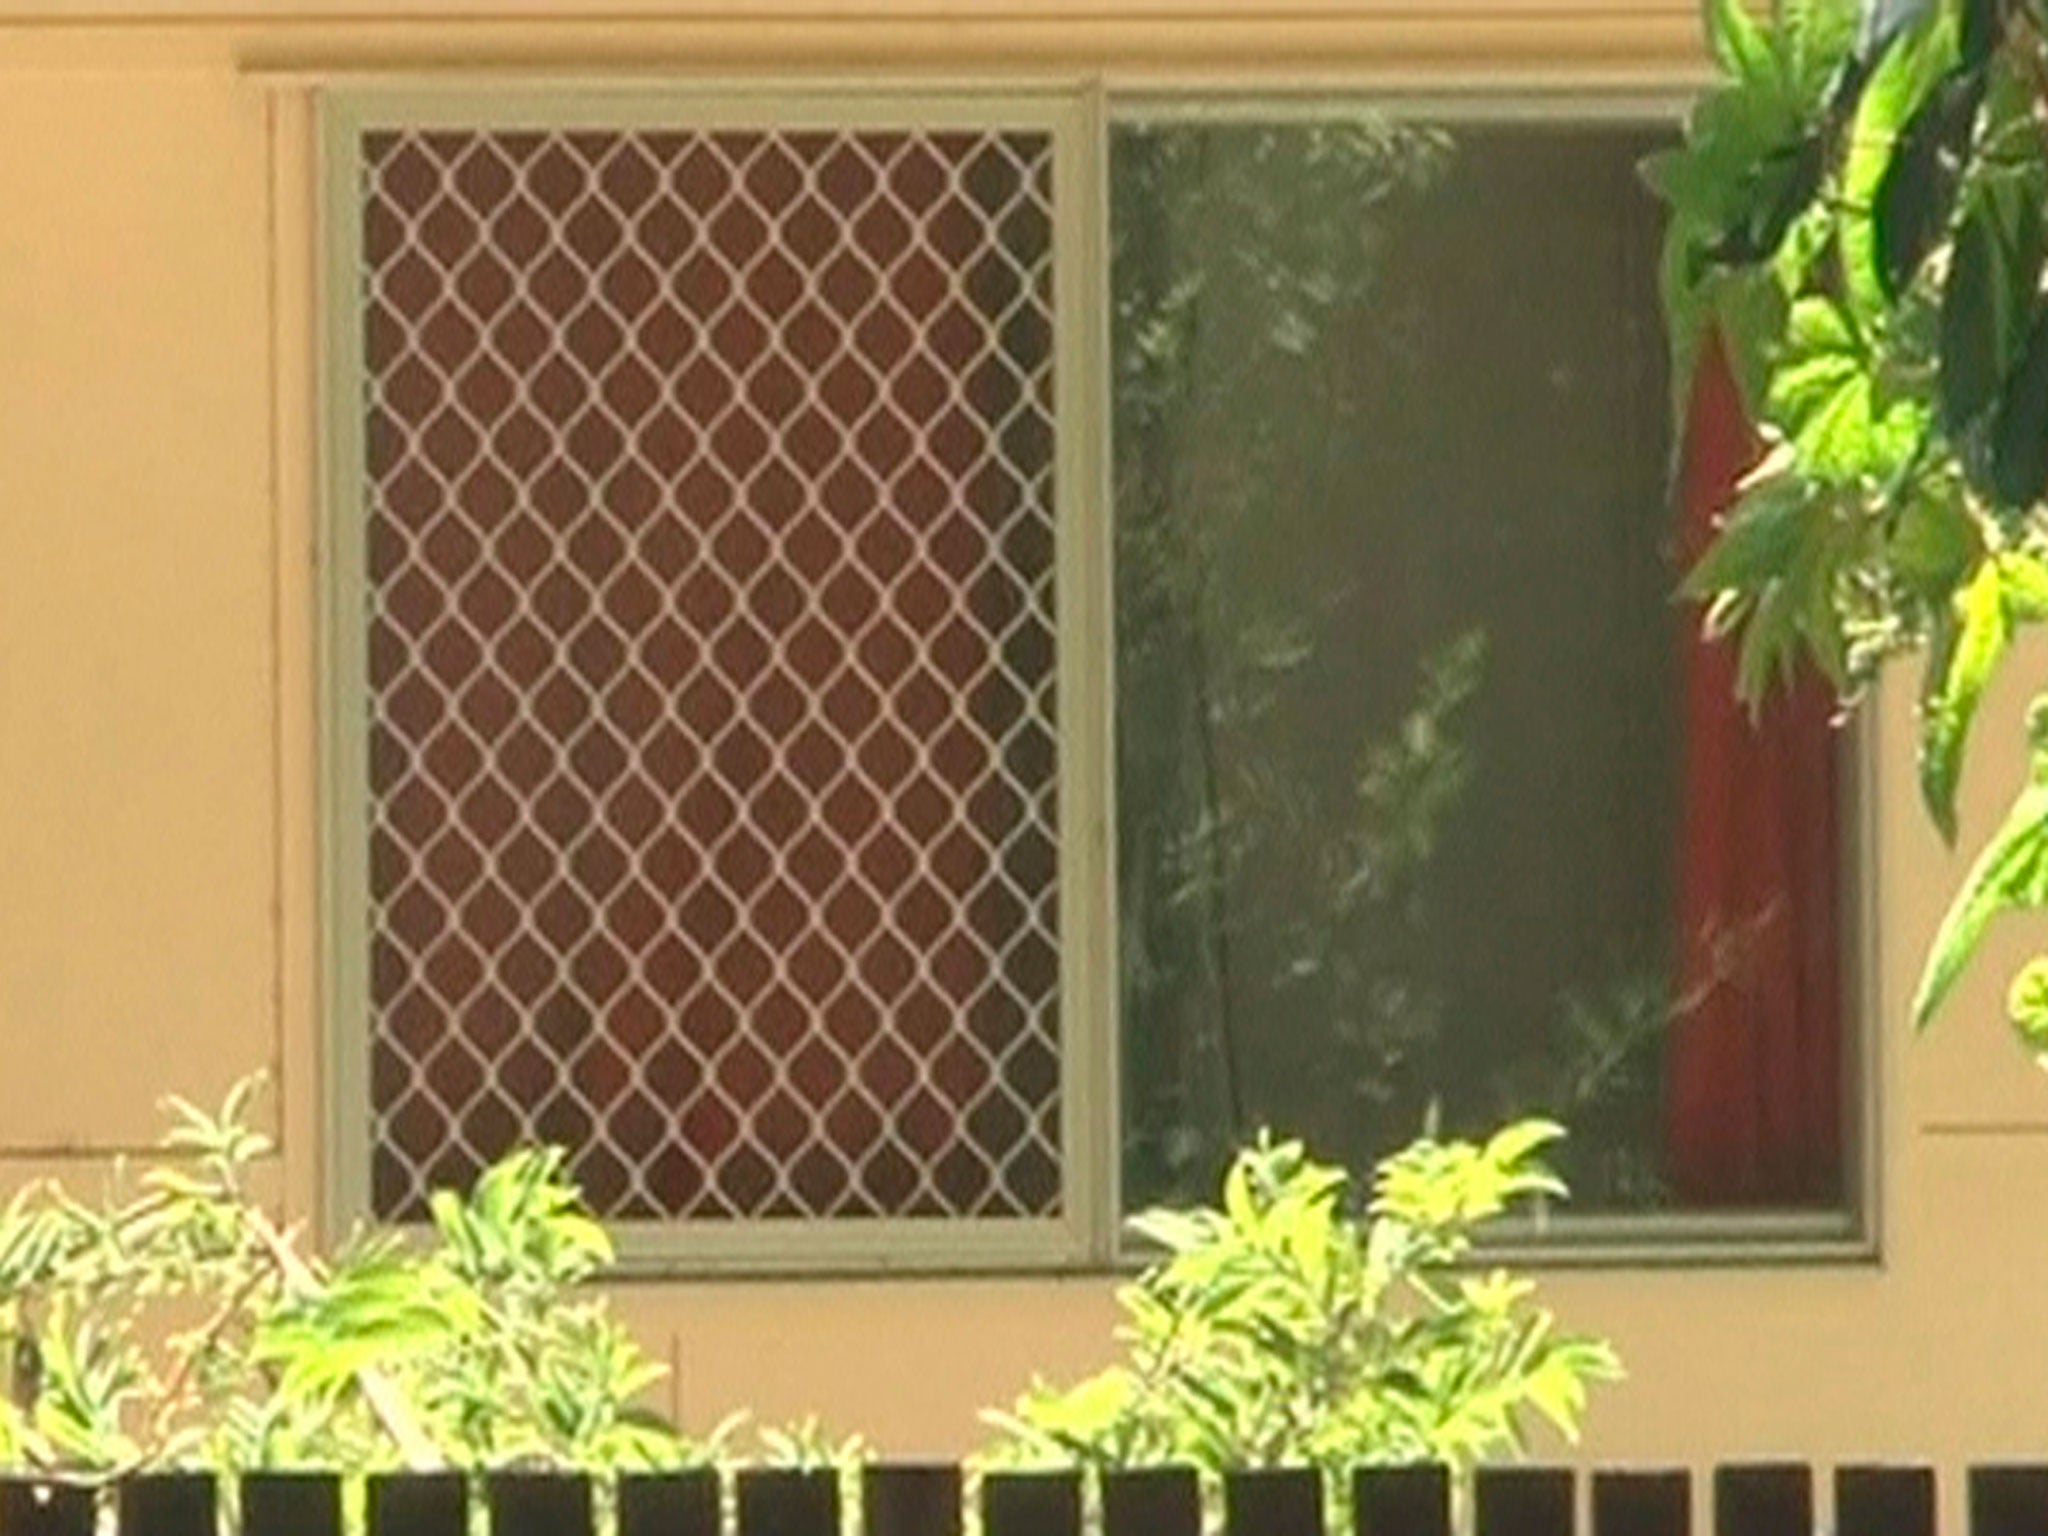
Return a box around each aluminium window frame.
[317,83,1118,1276]
[1099,88,1881,1270]
[317,81,1882,1276]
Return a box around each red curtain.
[1664,333,1845,1208]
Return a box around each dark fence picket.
[1713,1465,1810,1536]
[981,1472,1081,1536]
[738,1469,839,1536]
[1101,1468,1201,1536]
[368,1472,467,1536]
[1353,1465,1451,1536]
[30,1453,2048,1536]
[1835,1467,1934,1536]
[619,1471,721,1536]
[1592,1472,1688,1536]
[490,1474,593,1536]
[1223,1469,1322,1536]
[865,1466,960,1536]
[1475,1469,1573,1536]
[1969,1466,2048,1536]
[116,1473,214,1536]
[241,1472,342,1536]
[0,1480,95,1536]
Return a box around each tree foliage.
[1656,0,2048,1052]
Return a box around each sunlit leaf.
[2006,956,2048,1061]
[1920,556,2010,843]
[1915,700,2048,1025]
[1842,7,1959,320]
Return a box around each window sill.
[1470,1208,1878,1271]
[577,1209,1879,1283]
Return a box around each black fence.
[1,1463,2041,1536]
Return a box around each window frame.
[1099,89,1883,1271]
[317,83,1119,1274]
[1470,713,1881,1270]
[316,82,1881,1276]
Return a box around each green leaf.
[1961,0,2006,65]
[2007,955,2048,1059]
[1787,0,1867,100]
[1222,1156,1258,1230]
[1767,297,1927,480]
[1914,701,2048,1026]
[1683,462,1812,599]
[1977,52,2048,256]
[1990,308,2048,512]
[2001,554,2048,619]
[1712,132,1831,267]
[1706,0,1778,81]
[1720,267,1798,412]
[1482,1118,1567,1171]
[1942,204,2006,432]
[1875,71,1982,300]
[1683,463,1857,705]
[1842,7,1960,320]
[1920,557,2010,843]
[1889,482,1979,593]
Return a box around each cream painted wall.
[2,1,2046,1497]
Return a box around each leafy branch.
[1657,0,2048,1053]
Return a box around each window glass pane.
[1111,116,1849,1220]
[357,125,1063,1223]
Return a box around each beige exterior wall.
[3,0,2046,1509]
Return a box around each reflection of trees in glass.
[1491,972,1671,1210]
[1114,118,1461,1205]
[1114,119,1680,1214]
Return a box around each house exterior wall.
[1,1,2045,1512]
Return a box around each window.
[322,90,1870,1271]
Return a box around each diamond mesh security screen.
[354,124,1062,1223]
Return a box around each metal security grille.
[350,119,1064,1226]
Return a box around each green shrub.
[983,1123,1619,1475]
[0,1079,716,1474]
[1,1081,1618,1488]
